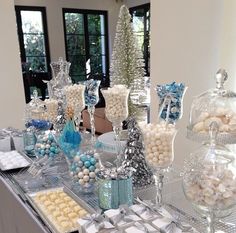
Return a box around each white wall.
[124,0,150,8]
[150,0,225,166]
[219,0,236,87]
[0,1,25,129]
[14,0,122,61]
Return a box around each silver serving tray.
[26,186,95,233]
[0,150,32,171]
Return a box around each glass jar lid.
[187,69,236,144]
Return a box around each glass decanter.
[183,122,236,233]
[64,84,85,129]
[101,85,130,167]
[84,79,101,144]
[187,69,236,144]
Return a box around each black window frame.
[130,3,150,77]
[62,8,110,86]
[15,5,51,79]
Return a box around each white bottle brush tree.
[110,5,145,117]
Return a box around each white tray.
[0,151,32,171]
[26,186,95,233]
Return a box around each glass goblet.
[139,121,177,207]
[101,85,130,167]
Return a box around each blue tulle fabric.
[58,120,82,160]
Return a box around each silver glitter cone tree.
[110,5,145,117]
[123,117,154,187]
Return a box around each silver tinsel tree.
[110,5,145,117]
[123,117,154,187]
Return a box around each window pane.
[24,34,46,56]
[90,55,106,75]
[134,34,145,50]
[66,35,85,55]
[89,35,106,55]
[65,13,84,34]
[26,56,47,72]
[88,14,105,35]
[21,11,43,33]
[71,75,87,83]
[68,55,86,76]
[132,9,145,32]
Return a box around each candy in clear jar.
[187,69,236,144]
[84,79,101,107]
[156,82,186,123]
[183,122,236,223]
[101,85,130,124]
[35,131,60,158]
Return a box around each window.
[130,4,150,76]
[63,9,109,85]
[15,6,51,102]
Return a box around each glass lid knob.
[215,69,228,89]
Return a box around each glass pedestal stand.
[112,122,123,168]
[87,106,96,145]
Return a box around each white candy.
[64,84,85,112]
[102,85,129,123]
[45,99,58,122]
[140,122,176,168]
[185,165,236,209]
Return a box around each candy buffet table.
[0,133,236,233]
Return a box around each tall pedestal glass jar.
[101,85,130,167]
[84,79,101,144]
[139,122,177,206]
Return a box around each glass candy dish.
[183,122,236,233]
[187,69,236,144]
[25,90,46,123]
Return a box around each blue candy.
[80,155,88,162]
[90,158,96,165]
[156,82,185,123]
[89,165,95,171]
[84,161,91,168]
[40,150,45,155]
[50,147,55,152]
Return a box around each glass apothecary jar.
[187,69,236,144]
[25,90,46,124]
[183,123,236,233]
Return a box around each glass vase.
[101,85,130,167]
[139,122,177,206]
[84,79,101,144]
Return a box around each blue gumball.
[78,161,84,167]
[49,152,55,157]
[54,148,59,154]
[84,161,91,168]
[80,155,87,162]
[90,158,96,165]
[40,150,45,156]
[48,134,54,141]
[89,165,95,172]
[50,147,55,152]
